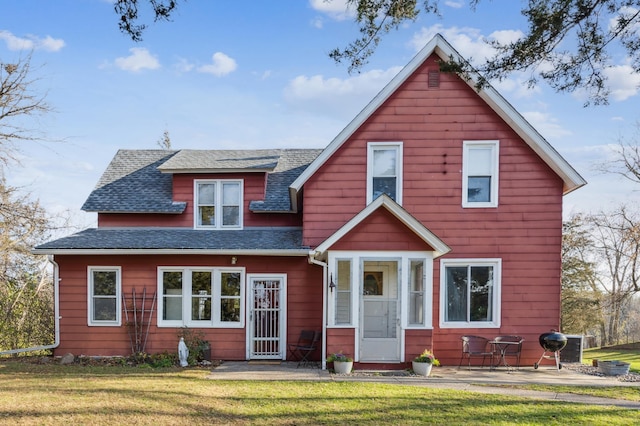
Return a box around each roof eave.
[158,168,273,174]
[32,248,310,256]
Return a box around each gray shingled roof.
[82,149,321,213]
[158,149,282,172]
[82,150,185,213]
[34,227,307,253]
[250,149,323,212]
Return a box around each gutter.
[0,255,60,356]
[32,249,311,256]
[308,252,328,370]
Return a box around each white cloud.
[114,48,161,72]
[444,0,464,8]
[39,35,65,52]
[0,30,65,51]
[522,110,572,140]
[410,25,524,67]
[173,57,195,73]
[311,17,324,29]
[604,64,640,101]
[197,52,237,76]
[309,0,355,20]
[283,66,402,119]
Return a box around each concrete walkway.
[207,361,640,410]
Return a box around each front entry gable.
[311,195,450,258]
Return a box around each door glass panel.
[362,261,397,339]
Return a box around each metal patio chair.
[288,330,321,368]
[458,335,494,370]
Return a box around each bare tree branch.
[0,53,52,165]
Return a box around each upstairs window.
[194,180,243,229]
[462,141,499,208]
[367,142,403,204]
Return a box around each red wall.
[53,254,322,359]
[303,54,565,366]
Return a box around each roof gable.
[291,34,586,206]
[312,195,451,258]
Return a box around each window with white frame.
[441,259,501,327]
[367,142,402,204]
[88,267,121,326]
[462,141,499,207]
[334,259,352,325]
[408,260,425,325]
[158,267,244,327]
[194,180,242,229]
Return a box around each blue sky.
[2,0,639,228]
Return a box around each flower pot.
[412,361,433,376]
[333,361,353,374]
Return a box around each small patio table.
[490,340,519,371]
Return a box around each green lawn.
[1,360,638,425]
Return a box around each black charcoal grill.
[534,331,567,370]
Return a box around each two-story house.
[34,34,585,368]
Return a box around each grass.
[1,360,639,425]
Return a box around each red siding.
[53,254,322,359]
[304,54,564,366]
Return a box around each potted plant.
[412,349,440,376]
[327,352,353,374]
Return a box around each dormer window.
[194,180,243,229]
[367,142,403,204]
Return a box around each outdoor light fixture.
[231,256,237,265]
[329,273,336,293]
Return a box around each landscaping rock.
[60,353,75,365]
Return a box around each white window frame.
[439,258,501,329]
[194,179,243,229]
[87,266,122,326]
[462,140,499,208]
[157,267,245,328]
[367,142,403,205]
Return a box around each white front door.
[247,275,286,360]
[359,260,401,362]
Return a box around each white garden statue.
[178,337,189,367]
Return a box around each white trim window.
[367,142,403,204]
[194,180,243,229]
[334,259,353,325]
[158,267,244,328]
[87,266,121,326]
[408,259,425,326]
[440,259,501,328]
[462,140,499,208]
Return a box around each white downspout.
[0,255,60,356]
[308,252,328,370]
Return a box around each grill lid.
[539,331,567,352]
